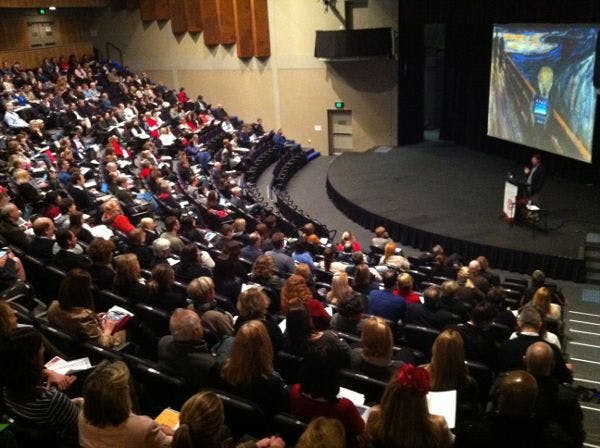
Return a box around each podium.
[503,177,528,222]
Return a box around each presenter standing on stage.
[523,153,546,202]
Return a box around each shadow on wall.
[325,58,397,93]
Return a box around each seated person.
[0,203,31,251]
[147,264,187,312]
[371,226,392,250]
[214,320,288,416]
[79,360,172,447]
[367,270,406,324]
[159,216,185,254]
[0,327,80,446]
[235,287,283,352]
[280,274,331,330]
[48,269,124,348]
[127,228,154,270]
[101,198,134,235]
[290,342,364,442]
[87,237,116,290]
[405,286,458,330]
[187,276,235,340]
[174,243,212,282]
[351,316,407,382]
[249,254,284,291]
[395,273,421,304]
[112,253,149,304]
[378,242,409,271]
[52,229,92,271]
[330,292,365,335]
[157,308,216,389]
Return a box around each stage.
[326,142,600,281]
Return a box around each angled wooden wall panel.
[217,0,236,44]
[169,0,187,34]
[234,0,253,58]
[251,0,270,57]
[200,0,219,45]
[139,0,156,21]
[184,0,203,33]
[155,0,170,20]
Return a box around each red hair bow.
[395,364,431,396]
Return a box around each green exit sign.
[38,8,46,15]
[335,101,344,109]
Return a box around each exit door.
[328,110,353,154]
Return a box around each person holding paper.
[365,364,453,448]
[424,330,479,422]
[0,327,80,446]
[48,268,125,348]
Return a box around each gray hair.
[152,237,171,257]
[0,203,15,220]
[518,305,542,330]
[170,308,202,342]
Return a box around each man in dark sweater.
[157,308,216,389]
[525,342,585,447]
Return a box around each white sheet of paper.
[278,319,286,333]
[338,387,365,406]
[426,389,457,429]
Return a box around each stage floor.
[327,143,600,268]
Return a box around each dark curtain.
[397,24,425,145]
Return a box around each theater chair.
[403,324,440,360]
[339,368,387,405]
[271,413,307,446]
[211,389,268,440]
[129,362,190,416]
[490,322,513,343]
[466,360,494,404]
[275,351,303,385]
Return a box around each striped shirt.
[3,386,79,442]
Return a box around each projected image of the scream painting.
[488,24,599,163]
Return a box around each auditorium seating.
[0,53,575,446]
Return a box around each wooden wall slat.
[200,0,219,46]
[169,0,187,34]
[217,0,236,44]
[234,0,253,58]
[251,0,269,57]
[139,0,156,21]
[0,42,93,70]
[184,0,203,33]
[155,0,170,20]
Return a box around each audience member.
[405,286,458,330]
[158,308,216,389]
[79,360,172,447]
[365,364,453,448]
[367,270,406,323]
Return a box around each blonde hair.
[172,391,226,448]
[396,273,414,293]
[236,287,269,318]
[232,218,246,233]
[13,168,29,184]
[383,242,396,263]
[221,320,273,387]
[326,272,353,305]
[187,276,215,302]
[427,329,468,391]
[83,360,132,427]
[103,198,122,215]
[296,417,346,448]
[113,253,141,286]
[361,317,394,360]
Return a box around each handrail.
[105,42,123,66]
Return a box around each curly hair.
[280,274,313,314]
